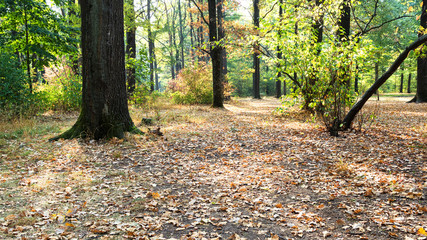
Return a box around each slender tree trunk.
[148,0,155,92]
[164,2,175,79]
[407,73,412,93]
[189,0,195,61]
[275,0,283,98]
[399,65,404,93]
[126,0,136,95]
[178,0,185,69]
[342,34,427,130]
[155,57,159,90]
[375,62,380,100]
[50,0,140,141]
[23,1,32,93]
[217,0,227,79]
[355,63,359,93]
[253,0,261,99]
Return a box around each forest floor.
[0,97,426,240]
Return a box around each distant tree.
[0,0,78,92]
[253,0,261,99]
[125,0,137,95]
[147,0,155,92]
[50,0,140,140]
[275,0,283,99]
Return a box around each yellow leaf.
[5,214,16,221]
[151,192,160,199]
[65,222,75,228]
[418,227,427,236]
[65,209,74,217]
[417,15,421,21]
[421,1,424,7]
[408,6,414,12]
[395,27,399,34]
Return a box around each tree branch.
[190,0,209,26]
[342,34,427,129]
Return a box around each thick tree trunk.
[209,0,224,108]
[415,0,427,102]
[253,0,261,99]
[50,0,140,141]
[342,34,427,130]
[337,0,350,42]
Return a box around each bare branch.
[261,1,278,20]
[190,0,209,26]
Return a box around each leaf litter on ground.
[0,97,426,239]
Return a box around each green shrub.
[36,69,82,112]
[0,51,34,119]
[167,63,213,105]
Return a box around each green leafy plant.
[168,62,213,105]
[0,51,34,119]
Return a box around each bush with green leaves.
[36,69,82,111]
[0,51,34,118]
[167,63,213,105]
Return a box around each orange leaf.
[275,203,283,208]
[65,222,75,228]
[151,192,160,199]
[418,227,427,236]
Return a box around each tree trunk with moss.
[50,0,140,141]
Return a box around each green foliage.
[129,82,155,106]
[0,51,34,118]
[0,0,79,74]
[36,69,82,111]
[167,63,213,105]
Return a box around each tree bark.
[50,0,140,141]
[407,73,412,93]
[23,1,32,93]
[189,0,195,61]
[399,66,404,93]
[415,0,427,102]
[253,0,261,99]
[178,0,185,69]
[126,0,136,95]
[148,0,155,92]
[209,0,224,108]
[217,0,227,79]
[342,34,427,130]
[275,0,283,98]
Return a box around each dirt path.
[0,98,426,239]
